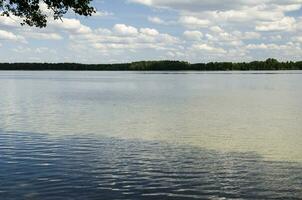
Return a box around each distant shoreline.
[0,59,301,71]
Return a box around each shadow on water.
[0,130,302,200]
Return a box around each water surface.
[0,71,301,199]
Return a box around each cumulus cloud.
[130,0,263,11]
[148,16,166,25]
[1,0,302,63]
[50,18,92,34]
[128,0,302,62]
[132,0,302,33]
[68,23,181,55]
[179,16,210,28]
[113,24,139,36]
[93,11,114,17]
[0,30,26,43]
[130,0,302,12]
[246,42,299,50]
[210,26,223,33]
[140,28,159,36]
[148,16,175,25]
[191,43,227,54]
[255,17,296,31]
[12,46,56,54]
[294,36,302,43]
[0,15,22,28]
[183,31,203,41]
[23,32,63,40]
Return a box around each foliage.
[0,0,95,27]
[0,59,302,71]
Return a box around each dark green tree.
[2,59,301,71]
[0,0,95,28]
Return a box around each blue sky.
[0,0,302,63]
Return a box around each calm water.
[0,71,302,199]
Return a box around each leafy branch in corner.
[0,0,95,28]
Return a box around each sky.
[0,0,302,63]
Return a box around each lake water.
[0,71,301,199]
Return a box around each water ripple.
[0,131,301,200]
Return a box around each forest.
[0,59,301,71]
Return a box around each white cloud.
[297,17,302,31]
[130,0,264,11]
[202,29,260,46]
[270,35,282,41]
[148,16,166,25]
[294,36,302,43]
[23,32,63,40]
[243,32,261,40]
[1,0,302,63]
[179,16,210,28]
[147,16,175,25]
[0,30,26,43]
[274,4,302,12]
[132,0,302,34]
[113,24,138,36]
[95,28,112,35]
[256,17,296,31]
[68,23,181,55]
[203,7,285,23]
[246,43,274,49]
[130,0,302,12]
[35,47,57,54]
[12,46,32,53]
[191,43,226,54]
[183,31,203,41]
[93,11,114,17]
[12,46,56,54]
[246,42,299,50]
[50,18,92,34]
[210,26,223,33]
[0,15,22,27]
[140,28,159,36]
[243,42,302,61]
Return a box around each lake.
[0,71,301,199]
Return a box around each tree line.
[0,59,301,71]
